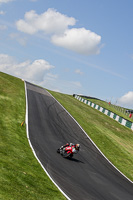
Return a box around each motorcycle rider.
[60,143,80,155]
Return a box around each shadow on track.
[66,157,84,164]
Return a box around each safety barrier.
[74,95,133,131]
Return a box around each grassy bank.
[81,96,133,122]
[0,72,66,200]
[48,90,133,182]
[1,72,133,200]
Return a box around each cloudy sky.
[0,0,133,108]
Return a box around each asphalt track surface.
[26,82,133,200]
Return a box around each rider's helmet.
[75,144,80,150]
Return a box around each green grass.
[48,90,133,182]
[81,97,133,122]
[0,72,66,200]
[1,72,133,200]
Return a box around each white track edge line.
[24,81,71,200]
[47,90,133,184]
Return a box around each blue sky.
[0,0,133,108]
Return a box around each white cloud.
[9,33,27,46]
[118,91,133,108]
[75,69,83,75]
[0,54,54,82]
[16,8,76,35]
[51,28,101,55]
[40,72,82,94]
[25,59,55,81]
[0,0,14,3]
[45,73,58,80]
[0,54,83,94]
[0,11,5,15]
[16,9,102,55]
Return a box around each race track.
[26,82,133,200]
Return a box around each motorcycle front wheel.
[63,152,72,158]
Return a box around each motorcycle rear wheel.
[57,149,60,153]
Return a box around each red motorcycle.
[57,143,80,158]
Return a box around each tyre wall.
[74,95,133,131]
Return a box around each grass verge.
[82,97,133,122]
[48,90,133,182]
[0,72,66,200]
